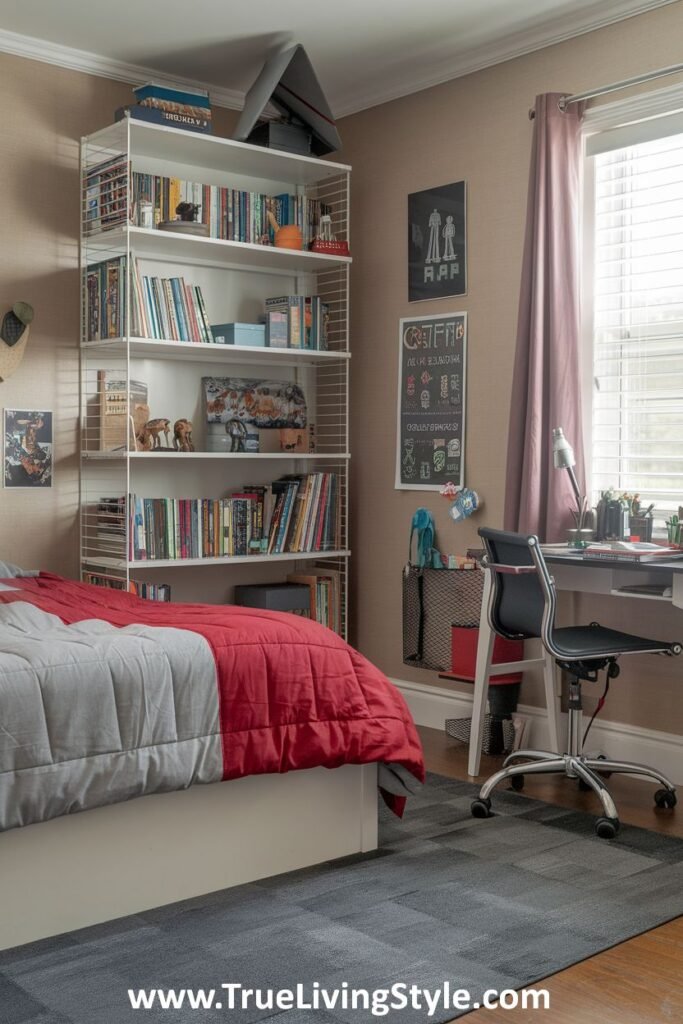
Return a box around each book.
[266,310,288,348]
[133,81,211,107]
[115,105,212,134]
[584,542,683,562]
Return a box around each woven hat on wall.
[0,302,34,382]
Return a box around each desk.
[467,550,683,777]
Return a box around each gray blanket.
[0,601,221,832]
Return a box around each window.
[589,127,683,518]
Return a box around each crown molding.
[0,0,678,120]
[0,28,244,110]
[332,0,680,117]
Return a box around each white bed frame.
[0,765,378,951]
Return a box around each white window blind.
[591,129,683,516]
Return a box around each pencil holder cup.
[629,516,653,542]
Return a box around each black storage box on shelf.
[247,120,313,155]
[234,583,310,613]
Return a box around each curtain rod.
[528,61,683,119]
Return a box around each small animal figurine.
[173,418,194,452]
[135,426,153,451]
[176,202,200,222]
[144,418,171,449]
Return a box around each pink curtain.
[504,92,585,542]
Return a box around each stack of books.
[130,172,328,247]
[265,295,330,350]
[116,82,212,134]
[583,542,683,563]
[128,473,340,561]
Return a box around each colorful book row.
[86,256,211,343]
[82,571,171,602]
[130,261,211,343]
[128,474,340,562]
[131,172,328,248]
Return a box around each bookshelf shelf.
[88,120,350,187]
[81,338,350,366]
[80,119,351,635]
[83,551,351,571]
[82,452,351,461]
[86,227,352,274]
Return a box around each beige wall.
[338,0,683,735]
[0,53,236,576]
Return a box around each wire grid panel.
[313,554,349,640]
[81,458,128,575]
[311,358,349,455]
[81,122,129,238]
[311,173,349,246]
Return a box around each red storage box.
[451,626,523,685]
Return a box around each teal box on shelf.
[211,323,267,347]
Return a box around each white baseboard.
[392,677,683,785]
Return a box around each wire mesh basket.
[402,565,484,671]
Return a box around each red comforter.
[0,574,424,813]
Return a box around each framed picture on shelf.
[3,409,53,488]
[203,377,307,429]
[395,313,467,491]
[408,181,467,302]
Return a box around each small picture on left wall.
[3,409,53,488]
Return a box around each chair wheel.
[654,788,677,809]
[595,817,620,840]
[471,798,493,819]
[509,774,524,792]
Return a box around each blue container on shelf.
[210,323,266,347]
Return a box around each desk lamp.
[552,427,588,530]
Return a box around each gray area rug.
[3,773,683,1024]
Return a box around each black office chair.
[471,527,682,839]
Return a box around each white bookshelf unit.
[80,120,351,635]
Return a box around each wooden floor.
[418,727,683,1023]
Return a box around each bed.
[0,569,424,949]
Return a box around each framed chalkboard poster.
[408,181,467,302]
[395,312,467,491]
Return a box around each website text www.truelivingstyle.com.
[128,981,551,1016]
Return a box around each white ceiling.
[0,0,677,116]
